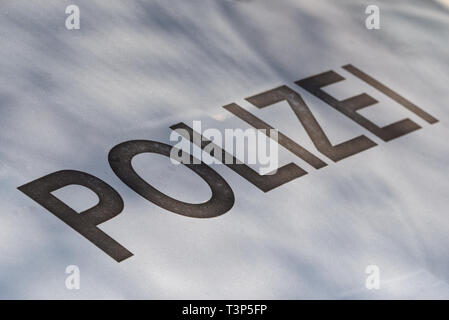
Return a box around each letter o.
[108,140,235,218]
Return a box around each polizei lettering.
[17,65,439,262]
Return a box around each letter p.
[18,170,132,262]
